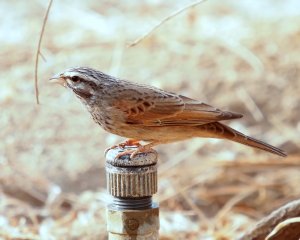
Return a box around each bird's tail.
[198,122,287,157]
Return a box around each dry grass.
[0,0,299,239]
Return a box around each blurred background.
[0,0,299,239]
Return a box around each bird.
[50,67,286,158]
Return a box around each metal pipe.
[105,146,159,240]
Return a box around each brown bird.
[50,67,286,158]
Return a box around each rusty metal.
[105,146,159,240]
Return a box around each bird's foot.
[104,139,141,156]
[115,145,152,159]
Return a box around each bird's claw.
[104,139,141,156]
[114,149,136,159]
[114,146,151,160]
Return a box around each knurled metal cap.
[105,147,158,198]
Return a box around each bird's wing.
[111,83,242,126]
[143,95,243,126]
[110,84,185,123]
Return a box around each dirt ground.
[1,0,299,239]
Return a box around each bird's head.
[50,67,105,102]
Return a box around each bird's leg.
[114,141,159,159]
[119,139,141,148]
[104,139,141,155]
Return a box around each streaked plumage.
[50,67,286,157]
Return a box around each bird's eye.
[71,76,80,82]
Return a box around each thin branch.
[39,51,47,62]
[266,217,300,240]
[238,199,300,240]
[236,85,264,122]
[128,0,208,47]
[34,0,53,104]
[214,188,256,222]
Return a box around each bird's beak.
[49,74,66,86]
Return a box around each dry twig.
[128,0,208,47]
[238,199,300,240]
[214,188,256,222]
[266,217,300,240]
[34,0,53,104]
[236,86,264,122]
